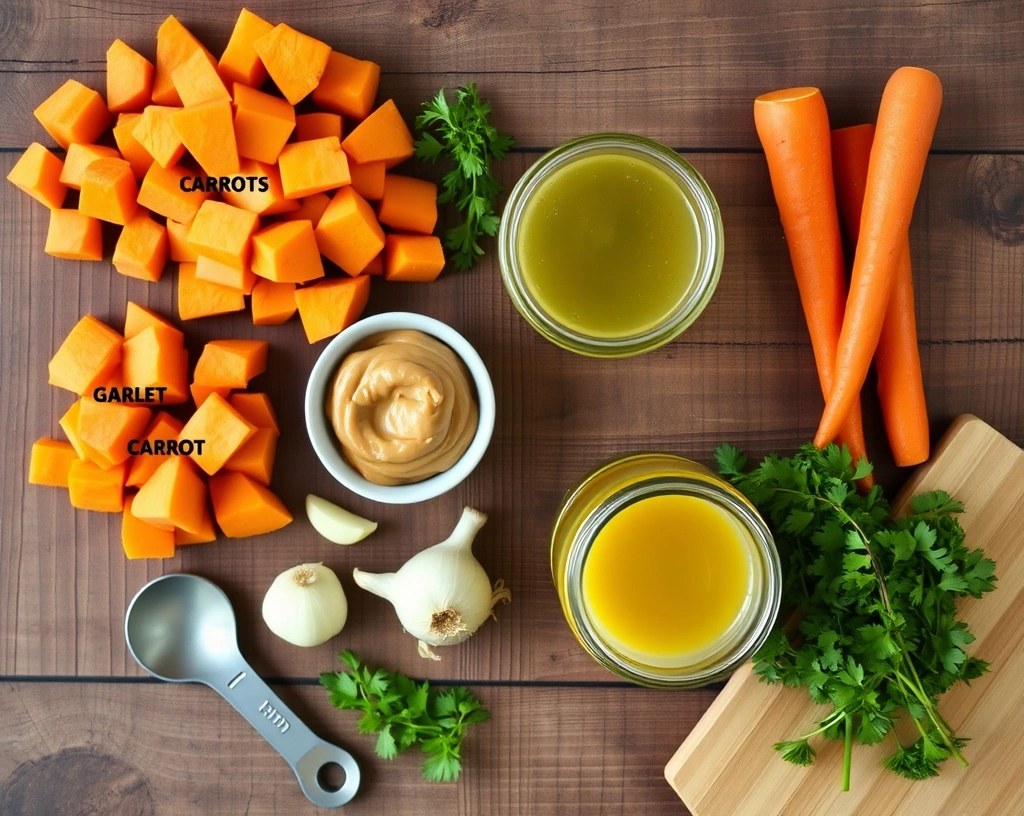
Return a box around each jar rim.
[498,133,725,358]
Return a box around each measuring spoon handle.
[211,659,360,808]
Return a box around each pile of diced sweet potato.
[7,10,447,343]
[28,303,293,559]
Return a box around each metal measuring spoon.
[125,574,360,808]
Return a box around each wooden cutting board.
[665,415,1024,816]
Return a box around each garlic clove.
[306,494,378,545]
[262,563,348,647]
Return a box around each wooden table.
[1,1,1022,813]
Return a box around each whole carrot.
[814,67,942,448]
[753,88,872,479]
[832,124,930,467]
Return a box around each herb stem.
[842,714,853,792]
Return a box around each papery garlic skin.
[262,563,348,647]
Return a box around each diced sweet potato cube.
[28,438,79,487]
[177,262,246,320]
[122,494,176,559]
[166,218,198,262]
[178,392,257,475]
[218,8,274,88]
[251,220,324,283]
[49,315,123,395]
[314,186,384,275]
[251,279,296,326]
[278,136,350,199]
[112,114,154,179]
[294,275,370,343]
[194,339,268,388]
[378,174,438,235]
[229,392,279,433]
[190,383,231,408]
[79,158,138,226]
[59,144,121,191]
[45,209,103,262]
[295,112,342,142]
[133,106,186,169]
[172,100,240,176]
[175,499,217,545]
[195,254,256,293]
[113,212,168,282]
[348,160,385,201]
[132,455,207,533]
[172,47,230,107]
[138,163,212,224]
[122,325,188,404]
[209,470,292,537]
[6,143,67,209]
[106,39,154,113]
[33,80,111,149]
[126,411,185,487]
[220,159,299,216]
[252,24,330,104]
[224,427,277,485]
[278,192,330,227]
[77,399,153,469]
[341,99,414,168]
[232,84,295,165]
[59,400,89,459]
[68,459,126,512]
[124,302,183,343]
[384,233,446,282]
[187,200,260,269]
[153,15,214,106]
[312,51,380,120]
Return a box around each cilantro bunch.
[715,443,996,790]
[320,651,489,782]
[415,84,514,270]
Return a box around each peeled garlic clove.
[262,563,348,647]
[306,494,377,545]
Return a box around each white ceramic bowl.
[304,312,496,504]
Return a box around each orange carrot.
[832,124,930,467]
[753,87,872,479]
[815,67,942,447]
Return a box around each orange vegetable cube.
[224,427,277,485]
[133,106,186,169]
[187,200,260,269]
[59,400,88,460]
[77,399,152,469]
[68,459,126,512]
[220,159,299,216]
[112,114,154,179]
[106,39,154,113]
[172,48,230,107]
[314,186,384,275]
[113,212,169,282]
[349,160,385,201]
[251,279,297,326]
[209,470,292,537]
[126,411,185,488]
[172,100,240,176]
[44,209,103,262]
[191,383,231,408]
[137,163,212,224]
[342,99,414,168]
[178,392,257,475]
[229,392,280,433]
[232,84,295,165]
[153,15,214,106]
[59,143,121,191]
[49,316,123,395]
[175,500,217,545]
[251,220,324,283]
[218,8,274,88]
[79,158,138,226]
[6,143,67,209]
[278,192,330,227]
[122,326,188,404]
[278,136,350,199]
[384,233,446,282]
[252,23,330,104]
[378,174,438,234]
[122,494,176,559]
[166,219,198,262]
[195,254,257,293]
[364,252,383,276]
[124,301,183,342]
[312,51,380,121]
[295,112,342,142]
[177,262,246,320]
[28,438,79,487]
[294,275,370,343]
[194,339,268,388]
[33,80,111,149]
[132,455,207,534]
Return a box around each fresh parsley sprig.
[320,650,489,782]
[716,443,996,790]
[415,84,514,270]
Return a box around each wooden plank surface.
[0,680,715,815]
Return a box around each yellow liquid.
[517,153,700,339]
[582,494,753,665]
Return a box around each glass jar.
[499,133,724,358]
[551,453,781,688]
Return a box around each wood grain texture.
[1,1,1024,150]
[0,681,716,815]
[2,151,1022,681]
[666,417,1024,816]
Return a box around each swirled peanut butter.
[328,330,479,485]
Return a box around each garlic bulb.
[353,507,511,660]
[262,563,348,647]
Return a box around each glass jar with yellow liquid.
[551,453,781,687]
